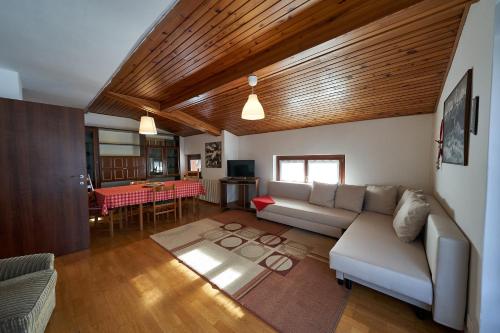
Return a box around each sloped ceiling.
[89,0,472,136]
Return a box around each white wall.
[181,130,242,180]
[181,133,224,180]
[0,68,22,100]
[431,1,496,332]
[479,1,500,332]
[0,0,176,108]
[238,114,434,194]
[223,131,240,201]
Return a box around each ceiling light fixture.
[139,111,157,135]
[241,74,265,120]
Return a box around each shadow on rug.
[151,210,350,332]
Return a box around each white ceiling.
[0,0,176,108]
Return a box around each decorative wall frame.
[205,141,222,168]
[442,69,472,166]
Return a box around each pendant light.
[139,111,157,135]
[241,74,265,120]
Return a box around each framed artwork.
[442,69,472,166]
[205,141,222,168]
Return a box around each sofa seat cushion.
[263,197,358,229]
[330,212,432,305]
[0,269,57,332]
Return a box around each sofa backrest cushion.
[393,196,430,242]
[364,185,398,215]
[309,181,337,208]
[334,185,366,213]
[267,181,311,201]
[424,195,469,330]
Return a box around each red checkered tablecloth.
[94,180,205,215]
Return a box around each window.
[276,155,345,184]
[187,154,202,172]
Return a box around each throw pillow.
[334,185,366,213]
[394,188,425,216]
[309,182,338,208]
[393,196,431,242]
[364,185,398,215]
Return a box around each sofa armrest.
[425,205,469,330]
[0,253,54,281]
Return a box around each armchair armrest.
[0,253,54,281]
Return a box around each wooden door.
[0,98,89,257]
[137,157,147,179]
[112,157,126,180]
[126,157,137,179]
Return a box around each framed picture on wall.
[205,141,222,168]
[442,69,472,166]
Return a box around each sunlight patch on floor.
[168,260,199,281]
[130,274,164,307]
[212,268,242,289]
[178,248,222,274]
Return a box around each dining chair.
[127,180,149,221]
[183,171,201,214]
[88,190,101,225]
[144,184,177,228]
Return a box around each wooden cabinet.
[87,129,180,184]
[100,156,146,182]
[146,136,180,179]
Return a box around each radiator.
[199,179,220,204]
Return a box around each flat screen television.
[227,160,255,178]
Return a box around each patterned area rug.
[151,210,350,332]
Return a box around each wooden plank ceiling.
[88,0,472,136]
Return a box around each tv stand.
[220,177,260,211]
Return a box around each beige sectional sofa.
[255,181,469,330]
[255,181,357,238]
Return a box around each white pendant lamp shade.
[242,94,265,120]
[139,115,157,135]
[241,74,265,120]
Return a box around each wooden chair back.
[152,184,177,207]
[184,171,200,181]
[145,184,177,226]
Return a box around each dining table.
[94,180,205,236]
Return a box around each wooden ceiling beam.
[105,92,221,136]
[106,91,160,113]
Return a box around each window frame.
[276,154,345,184]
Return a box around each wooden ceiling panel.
[87,0,472,136]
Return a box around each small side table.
[220,177,260,211]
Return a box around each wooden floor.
[46,201,454,333]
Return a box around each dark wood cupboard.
[146,136,180,179]
[100,156,146,182]
[85,127,180,185]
